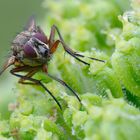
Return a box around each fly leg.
[10,66,62,110]
[0,56,15,75]
[7,65,39,85]
[42,65,81,103]
[49,25,105,65]
[48,26,90,65]
[48,73,81,103]
[18,70,38,85]
[18,67,39,85]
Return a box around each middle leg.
[42,65,81,103]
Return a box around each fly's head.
[11,17,51,67]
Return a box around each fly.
[0,17,105,110]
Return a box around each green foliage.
[1,0,140,140]
[112,11,140,97]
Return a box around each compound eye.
[23,44,37,58]
[33,33,47,43]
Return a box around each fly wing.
[0,56,15,75]
[24,16,36,32]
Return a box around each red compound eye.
[23,44,37,58]
[33,33,47,43]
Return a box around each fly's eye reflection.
[0,17,105,110]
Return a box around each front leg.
[10,67,62,110]
[49,25,105,65]
[0,56,15,75]
[9,66,39,85]
[49,26,90,65]
[18,69,38,85]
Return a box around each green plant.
[1,0,140,140]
